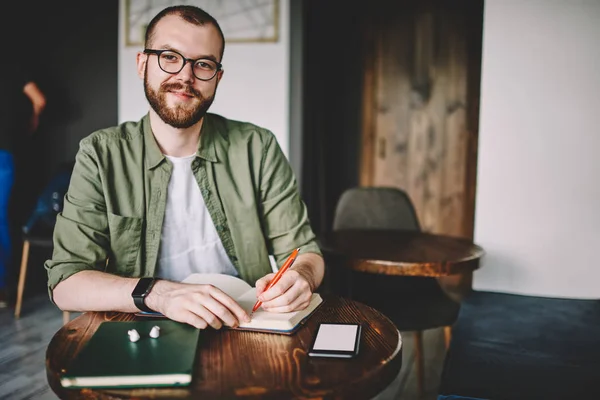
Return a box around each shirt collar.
[196,114,218,163]
[143,113,222,170]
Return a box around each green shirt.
[45,113,322,301]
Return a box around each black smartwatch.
[131,277,157,313]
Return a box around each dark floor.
[0,294,446,400]
[0,295,67,400]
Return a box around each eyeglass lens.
[157,50,218,80]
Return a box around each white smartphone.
[308,323,361,358]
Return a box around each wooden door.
[360,0,483,240]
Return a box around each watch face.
[132,278,154,297]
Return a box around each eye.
[195,60,216,71]
[160,51,181,63]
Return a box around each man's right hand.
[144,280,251,330]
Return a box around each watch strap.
[132,277,156,313]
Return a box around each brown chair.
[14,224,70,324]
[330,186,460,396]
[14,162,73,324]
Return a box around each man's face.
[137,15,224,129]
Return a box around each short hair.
[144,5,225,60]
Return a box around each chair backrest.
[333,187,421,231]
[23,162,74,234]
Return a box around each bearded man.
[45,5,323,330]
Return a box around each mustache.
[161,82,201,98]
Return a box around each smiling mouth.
[169,91,195,98]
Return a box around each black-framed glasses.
[143,49,222,81]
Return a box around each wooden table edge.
[350,256,483,276]
[45,303,405,400]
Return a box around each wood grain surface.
[46,296,402,399]
[319,229,484,277]
[359,0,483,240]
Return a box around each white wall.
[473,0,600,299]
[118,0,290,156]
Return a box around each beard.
[144,73,215,129]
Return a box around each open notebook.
[182,273,323,334]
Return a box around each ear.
[215,69,224,84]
[136,52,147,80]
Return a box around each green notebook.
[60,320,200,389]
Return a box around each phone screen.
[309,323,361,358]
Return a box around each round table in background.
[46,296,402,399]
[319,229,485,277]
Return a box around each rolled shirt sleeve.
[44,139,110,303]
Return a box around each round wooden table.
[46,296,402,399]
[319,229,485,277]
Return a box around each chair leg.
[63,311,70,325]
[414,330,424,397]
[14,240,30,319]
[443,326,452,349]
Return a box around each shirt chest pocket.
[107,212,143,274]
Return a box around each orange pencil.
[252,247,300,313]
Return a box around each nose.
[176,60,195,82]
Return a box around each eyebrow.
[159,45,220,63]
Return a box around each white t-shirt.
[155,153,238,282]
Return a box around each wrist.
[292,264,317,292]
[144,279,172,313]
[131,277,157,312]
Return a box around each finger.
[185,298,224,330]
[255,273,275,295]
[262,293,300,311]
[161,297,210,329]
[185,314,209,330]
[259,273,296,302]
[208,288,251,324]
[264,295,311,313]
[263,279,312,309]
[173,310,208,330]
